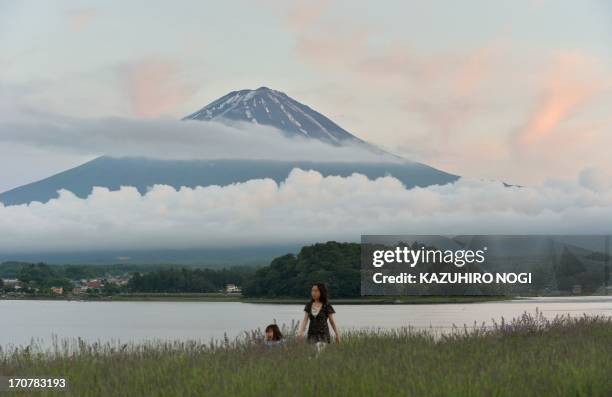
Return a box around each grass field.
[0,311,610,397]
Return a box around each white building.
[1,278,22,289]
[225,284,242,293]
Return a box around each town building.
[225,284,242,293]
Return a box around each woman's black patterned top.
[304,301,336,343]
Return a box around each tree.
[127,267,251,293]
[555,248,586,292]
[18,263,72,291]
[243,241,361,298]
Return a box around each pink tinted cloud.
[286,0,332,29]
[454,43,502,96]
[290,12,501,100]
[276,6,612,183]
[121,59,197,118]
[295,26,370,70]
[354,40,503,137]
[517,52,598,146]
[66,8,98,32]
[290,17,509,161]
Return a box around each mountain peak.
[183,88,364,145]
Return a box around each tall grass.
[0,311,610,397]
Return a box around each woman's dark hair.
[265,324,283,341]
[311,282,328,305]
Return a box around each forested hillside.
[243,242,361,298]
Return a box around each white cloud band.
[1,169,611,253]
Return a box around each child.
[264,324,284,347]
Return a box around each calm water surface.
[1,296,610,348]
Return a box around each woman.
[298,283,340,344]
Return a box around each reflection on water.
[0,296,610,348]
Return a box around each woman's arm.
[328,313,340,343]
[297,312,309,338]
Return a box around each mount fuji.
[0,88,458,207]
[184,87,366,146]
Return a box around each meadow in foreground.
[0,311,610,397]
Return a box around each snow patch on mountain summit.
[184,87,364,145]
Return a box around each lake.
[1,296,610,348]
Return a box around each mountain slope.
[183,87,365,145]
[0,87,459,206]
[0,157,457,206]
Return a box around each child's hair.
[265,324,283,341]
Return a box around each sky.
[1,0,611,192]
[1,1,612,254]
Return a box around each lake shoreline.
[2,296,609,350]
[0,293,516,304]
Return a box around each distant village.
[0,274,243,298]
[2,275,129,296]
[0,261,251,299]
